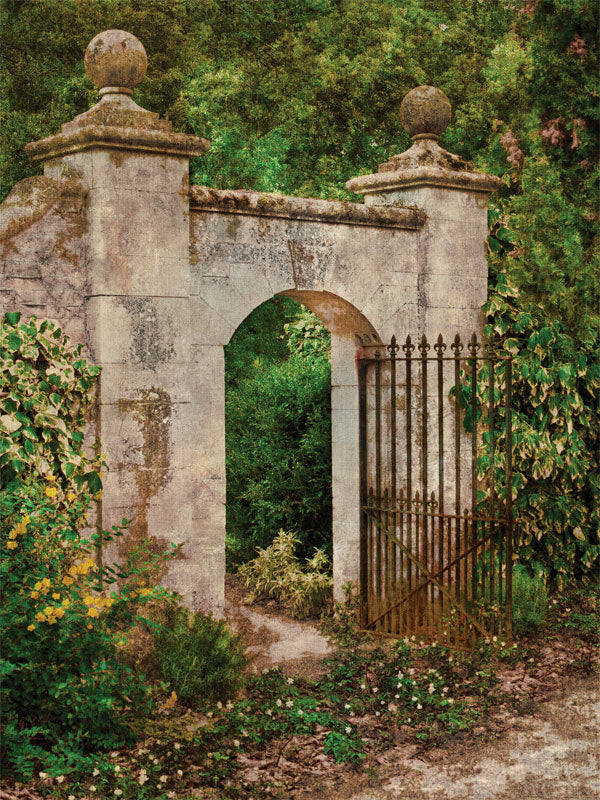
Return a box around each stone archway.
[0,29,501,617]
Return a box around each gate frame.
[358,333,514,646]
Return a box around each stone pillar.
[346,85,501,342]
[25,31,214,611]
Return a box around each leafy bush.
[0,313,177,781]
[0,481,177,780]
[0,313,103,494]
[475,275,600,586]
[152,606,248,706]
[511,564,549,636]
[238,530,333,618]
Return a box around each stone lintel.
[25,125,209,163]
[346,166,502,196]
[189,186,426,230]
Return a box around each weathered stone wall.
[0,176,88,344]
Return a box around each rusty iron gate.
[358,333,514,647]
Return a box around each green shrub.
[152,606,248,706]
[238,529,333,618]
[511,563,549,636]
[0,313,103,495]
[0,313,178,781]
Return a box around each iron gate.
[358,333,514,647]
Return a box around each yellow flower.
[67,492,76,502]
[30,591,40,599]
[68,565,78,577]
[44,487,58,498]
[138,588,152,597]
[35,612,46,622]
[54,607,65,619]
[6,541,18,550]
[83,594,94,606]
[62,598,71,608]
[87,623,93,630]
[34,581,42,591]
[45,474,57,481]
[41,578,51,588]
[27,624,35,631]
[43,606,54,616]
[52,593,60,600]
[62,576,74,586]
[8,530,18,540]
[87,607,99,618]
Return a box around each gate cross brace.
[364,510,491,639]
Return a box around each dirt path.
[225,578,599,800]
[342,677,599,800]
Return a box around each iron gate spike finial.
[418,333,431,354]
[451,332,463,353]
[434,333,447,354]
[388,335,400,356]
[402,334,415,354]
[468,332,480,356]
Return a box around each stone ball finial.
[84,30,147,96]
[400,85,451,140]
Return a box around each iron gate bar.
[363,521,500,632]
[363,509,492,639]
[358,332,514,644]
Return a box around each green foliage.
[511,563,549,636]
[0,315,178,782]
[478,274,599,586]
[152,606,248,706]
[0,313,102,493]
[225,299,332,566]
[237,529,333,618]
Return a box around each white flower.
[428,684,435,694]
[56,776,65,784]
[439,23,448,30]
[372,687,378,693]
[411,696,418,702]
[417,704,422,710]
[174,742,181,750]
[114,765,120,773]
[114,791,123,797]
[232,741,240,748]
[138,772,149,786]
[360,684,366,690]
[345,726,352,734]
[448,698,454,704]
[285,700,293,708]
[287,678,294,685]
[397,672,404,679]
[89,787,96,793]
[168,793,176,799]
[493,636,498,643]
[266,709,273,716]
[406,717,411,723]
[160,775,168,783]
[217,701,223,709]
[92,768,100,777]
[276,699,283,707]
[241,729,248,736]
[69,796,76,800]
[349,711,355,716]
[394,694,400,699]
[297,709,304,716]
[375,711,380,717]
[153,758,160,765]
[380,700,385,705]
[39,773,48,779]
[344,703,351,710]
[408,668,415,675]
[442,687,448,694]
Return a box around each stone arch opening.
[223,288,382,604]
